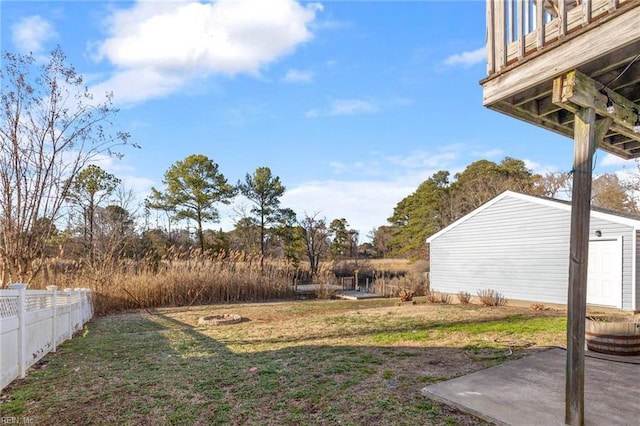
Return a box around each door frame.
[588,236,623,309]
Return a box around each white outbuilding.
[427,191,640,311]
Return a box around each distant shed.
[426,191,640,311]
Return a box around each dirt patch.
[198,314,242,326]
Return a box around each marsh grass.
[29,250,342,315]
[28,251,427,315]
[0,299,567,425]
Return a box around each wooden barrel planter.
[585,316,640,356]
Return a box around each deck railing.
[487,0,632,75]
[0,285,93,391]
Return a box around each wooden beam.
[553,70,640,140]
[511,47,640,107]
[494,101,573,136]
[564,107,612,426]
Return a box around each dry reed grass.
[22,250,428,315]
[26,249,336,315]
[371,268,429,298]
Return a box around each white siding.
[429,193,637,310]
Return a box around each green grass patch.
[433,314,566,335]
[372,314,565,345]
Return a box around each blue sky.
[1,0,634,239]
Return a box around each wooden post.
[565,108,611,426]
[354,269,359,291]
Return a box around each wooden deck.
[482,0,640,158]
[335,290,385,300]
[293,284,384,300]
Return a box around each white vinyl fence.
[0,284,93,391]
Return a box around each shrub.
[425,290,438,303]
[457,291,472,305]
[399,289,415,302]
[530,303,547,311]
[438,292,452,304]
[425,290,451,304]
[476,289,507,306]
[315,284,338,300]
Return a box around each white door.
[587,238,622,308]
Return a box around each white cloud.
[220,144,559,239]
[12,15,57,54]
[329,161,349,174]
[600,153,637,168]
[90,67,185,105]
[305,98,378,118]
[283,69,314,83]
[282,180,416,237]
[329,161,369,175]
[330,98,378,116]
[223,102,268,126]
[93,0,322,104]
[215,150,460,237]
[121,175,155,198]
[306,96,413,118]
[388,97,414,107]
[387,146,464,170]
[523,159,541,172]
[473,148,503,159]
[443,47,486,68]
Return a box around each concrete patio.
[422,348,640,426]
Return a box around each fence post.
[75,288,83,324]
[79,288,91,323]
[88,289,93,319]
[8,283,27,379]
[47,286,58,352]
[64,288,73,339]
[83,289,89,322]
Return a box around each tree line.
[3,47,640,286]
[372,157,640,259]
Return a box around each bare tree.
[0,47,132,285]
[91,183,140,271]
[592,173,638,212]
[533,171,572,198]
[299,212,329,275]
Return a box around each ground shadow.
[0,303,558,425]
